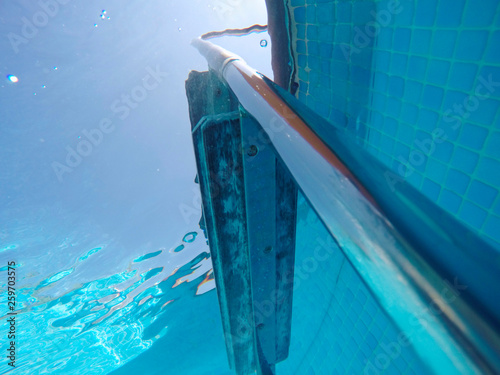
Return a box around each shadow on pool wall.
[276,193,432,375]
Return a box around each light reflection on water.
[0,229,215,374]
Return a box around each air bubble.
[183,232,197,243]
[260,39,268,47]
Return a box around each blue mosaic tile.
[317,3,334,24]
[414,0,437,26]
[417,109,439,133]
[411,28,432,56]
[370,111,384,130]
[438,189,463,214]
[393,28,411,53]
[321,59,330,75]
[467,98,499,126]
[319,25,334,43]
[297,39,307,53]
[373,72,388,93]
[397,122,416,145]
[425,158,448,184]
[336,1,351,23]
[431,30,457,59]
[407,168,424,186]
[390,53,408,76]
[437,0,466,27]
[433,140,454,163]
[478,66,500,99]
[298,54,307,68]
[459,201,488,229]
[385,96,402,118]
[448,62,479,92]
[308,40,320,56]
[462,0,499,27]
[403,79,423,102]
[306,5,316,23]
[485,30,500,63]
[408,56,428,81]
[485,132,500,159]
[352,1,374,25]
[442,90,468,111]
[393,0,414,26]
[456,30,489,61]
[307,24,319,40]
[377,27,393,50]
[372,91,387,110]
[422,178,441,201]
[459,123,489,150]
[422,85,445,111]
[483,215,500,242]
[351,45,373,67]
[331,78,348,98]
[450,146,480,174]
[426,59,450,86]
[400,103,419,125]
[445,168,471,195]
[384,116,399,136]
[476,157,500,187]
[351,65,371,85]
[294,6,307,24]
[296,23,306,39]
[468,180,499,208]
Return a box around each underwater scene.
[1,0,500,374]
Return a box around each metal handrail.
[192,37,500,375]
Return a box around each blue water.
[0,226,234,374]
[2,0,499,374]
[0,1,269,374]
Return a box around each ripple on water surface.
[0,229,216,375]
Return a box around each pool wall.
[277,0,500,373]
[288,0,500,249]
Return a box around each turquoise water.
[1,0,499,374]
[0,0,270,373]
[277,194,431,375]
[0,226,232,374]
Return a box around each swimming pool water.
[2,0,498,374]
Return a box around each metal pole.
[192,37,500,375]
